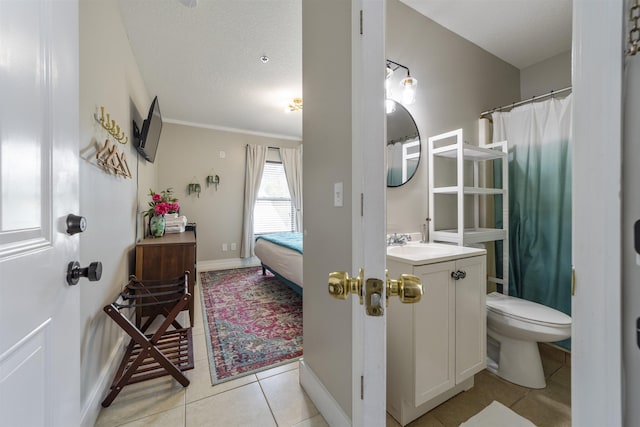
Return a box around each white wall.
[78,0,155,424]
[520,50,572,100]
[155,122,301,261]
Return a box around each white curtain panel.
[281,146,303,231]
[240,144,268,258]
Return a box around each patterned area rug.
[200,267,303,384]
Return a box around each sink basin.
[387,244,454,259]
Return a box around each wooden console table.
[135,231,196,325]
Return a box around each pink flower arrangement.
[145,188,179,217]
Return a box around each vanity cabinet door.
[413,261,456,407]
[454,256,487,383]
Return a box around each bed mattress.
[254,237,303,288]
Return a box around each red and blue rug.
[200,267,303,384]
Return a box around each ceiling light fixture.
[386,59,418,106]
[286,98,303,112]
[260,55,270,63]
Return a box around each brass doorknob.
[386,272,422,304]
[328,268,363,302]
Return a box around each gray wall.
[78,0,156,423]
[302,0,354,419]
[520,50,571,99]
[155,123,301,261]
[386,0,521,235]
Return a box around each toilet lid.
[486,292,571,326]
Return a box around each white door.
[0,0,81,425]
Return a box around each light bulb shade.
[385,99,396,114]
[401,76,417,105]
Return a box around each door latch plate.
[365,278,384,316]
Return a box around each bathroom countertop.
[386,242,486,266]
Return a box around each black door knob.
[66,214,87,235]
[66,261,102,286]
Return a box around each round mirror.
[387,100,421,187]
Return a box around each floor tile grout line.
[257,377,280,426]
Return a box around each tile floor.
[95,280,571,427]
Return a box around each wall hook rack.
[94,106,129,144]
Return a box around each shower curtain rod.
[480,86,572,118]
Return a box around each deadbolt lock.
[328,268,364,304]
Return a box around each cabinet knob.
[451,270,466,280]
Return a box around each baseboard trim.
[80,332,126,427]
[299,360,350,427]
[197,257,260,272]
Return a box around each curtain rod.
[480,86,572,118]
[244,144,280,149]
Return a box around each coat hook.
[94,106,129,144]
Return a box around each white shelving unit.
[427,128,509,292]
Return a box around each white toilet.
[485,291,571,389]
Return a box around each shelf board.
[432,186,505,195]
[431,228,507,244]
[432,143,505,161]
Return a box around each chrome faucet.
[387,233,411,246]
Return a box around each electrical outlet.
[231,242,237,250]
[222,243,228,251]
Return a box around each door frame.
[351,0,387,425]
[572,0,623,424]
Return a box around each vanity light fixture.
[385,99,397,114]
[386,59,418,106]
[401,75,418,105]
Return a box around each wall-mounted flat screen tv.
[133,96,162,163]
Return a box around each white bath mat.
[461,401,536,427]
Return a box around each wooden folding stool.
[101,273,194,407]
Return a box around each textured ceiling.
[118,0,571,140]
[118,0,303,140]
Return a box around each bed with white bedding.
[254,232,303,293]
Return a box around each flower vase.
[149,214,166,237]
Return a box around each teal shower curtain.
[492,95,573,349]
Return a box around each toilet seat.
[486,292,571,328]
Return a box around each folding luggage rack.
[101,273,194,407]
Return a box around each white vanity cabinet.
[387,246,486,426]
